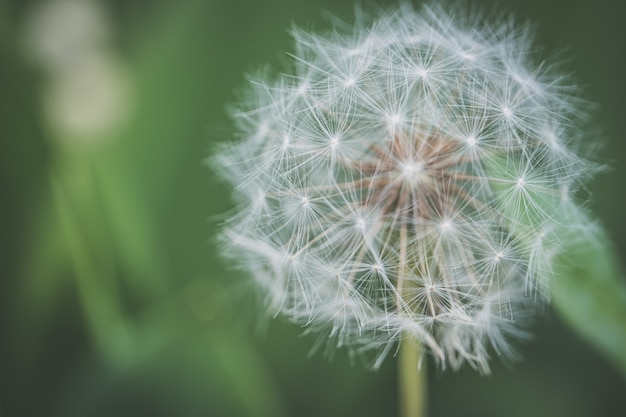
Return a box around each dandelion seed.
[214,3,598,373]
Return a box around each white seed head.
[213,3,598,373]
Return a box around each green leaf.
[550,220,626,376]
[485,154,626,376]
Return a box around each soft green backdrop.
[1,0,625,416]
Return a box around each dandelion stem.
[399,338,427,417]
[398,219,427,417]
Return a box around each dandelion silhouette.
[215,3,596,374]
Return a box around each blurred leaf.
[485,155,626,377]
[551,222,626,377]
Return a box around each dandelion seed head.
[214,3,598,373]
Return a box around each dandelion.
[214,2,597,379]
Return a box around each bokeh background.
[1,0,625,416]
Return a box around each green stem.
[399,338,427,417]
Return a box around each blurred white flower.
[21,0,111,74]
[214,3,597,372]
[42,53,132,141]
[21,0,133,144]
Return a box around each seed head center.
[401,160,424,177]
[399,160,429,188]
[353,131,482,221]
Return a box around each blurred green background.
[1,0,625,416]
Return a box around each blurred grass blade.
[209,334,290,417]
